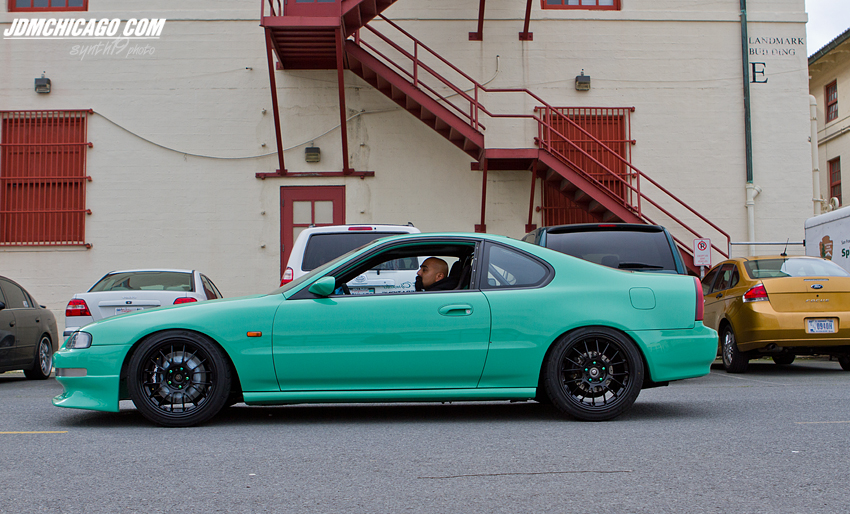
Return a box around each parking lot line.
[794,421,850,425]
[0,431,68,434]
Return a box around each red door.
[280,185,345,276]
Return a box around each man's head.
[417,257,448,289]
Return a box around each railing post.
[413,42,418,88]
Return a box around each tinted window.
[302,232,408,271]
[200,275,222,299]
[712,264,737,292]
[482,245,548,289]
[701,267,719,295]
[90,272,195,292]
[0,279,31,309]
[744,258,850,279]
[544,229,677,272]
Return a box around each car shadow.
[710,358,845,376]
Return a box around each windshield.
[744,258,850,279]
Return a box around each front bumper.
[52,343,130,413]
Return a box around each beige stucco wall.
[1,0,813,329]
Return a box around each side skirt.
[242,388,537,406]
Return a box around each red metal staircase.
[259,3,729,273]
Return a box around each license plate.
[115,306,144,315]
[807,319,836,334]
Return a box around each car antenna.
[781,238,789,257]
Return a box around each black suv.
[522,223,688,275]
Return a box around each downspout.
[810,95,823,215]
[740,0,759,255]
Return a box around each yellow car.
[702,255,850,373]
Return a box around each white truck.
[805,207,850,272]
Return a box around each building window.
[9,0,87,11]
[0,110,91,247]
[829,158,841,206]
[542,0,620,10]
[826,81,838,123]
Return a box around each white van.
[281,224,421,294]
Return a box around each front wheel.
[127,331,231,427]
[543,327,644,421]
[24,336,53,380]
[721,325,748,373]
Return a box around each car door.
[0,278,39,366]
[0,285,16,369]
[703,263,738,331]
[271,242,492,391]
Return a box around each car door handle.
[438,304,473,316]
[715,293,723,299]
[8,321,14,327]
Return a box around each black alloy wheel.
[838,356,850,372]
[544,327,644,421]
[127,331,231,427]
[24,335,53,380]
[721,325,748,373]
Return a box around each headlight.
[66,331,93,349]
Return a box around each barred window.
[542,0,620,10]
[9,0,87,11]
[829,158,841,207]
[0,110,91,247]
[826,81,838,123]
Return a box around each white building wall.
[1,0,813,329]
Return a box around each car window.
[711,264,736,293]
[302,232,411,271]
[744,258,850,279]
[543,229,677,272]
[481,244,549,290]
[89,271,195,292]
[200,275,222,299]
[701,267,719,295]
[0,279,31,309]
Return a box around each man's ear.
[436,272,446,281]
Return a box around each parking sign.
[694,238,711,267]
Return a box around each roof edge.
[809,27,850,64]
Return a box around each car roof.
[105,269,197,274]
[539,223,665,234]
[297,224,418,235]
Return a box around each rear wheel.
[838,356,850,371]
[721,325,748,373]
[544,327,643,421]
[24,335,53,380]
[772,354,795,366]
[127,331,231,427]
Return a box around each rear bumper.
[628,323,718,383]
[732,304,850,352]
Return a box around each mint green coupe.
[54,233,717,427]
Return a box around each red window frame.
[0,110,92,247]
[541,0,620,10]
[829,157,841,206]
[826,80,838,123]
[8,0,88,12]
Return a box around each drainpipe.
[740,0,758,254]
[810,95,823,215]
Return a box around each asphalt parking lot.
[2,358,849,514]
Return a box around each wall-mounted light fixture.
[305,145,321,163]
[575,70,590,91]
[34,73,51,94]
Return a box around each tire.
[772,354,795,366]
[543,327,644,421]
[24,335,53,380]
[127,331,231,427]
[838,356,850,371]
[721,325,748,373]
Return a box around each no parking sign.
[694,238,711,267]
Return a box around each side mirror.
[308,276,337,297]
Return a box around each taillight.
[173,297,198,305]
[280,267,294,286]
[65,299,91,317]
[744,284,769,303]
[693,277,704,321]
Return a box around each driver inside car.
[415,257,459,291]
